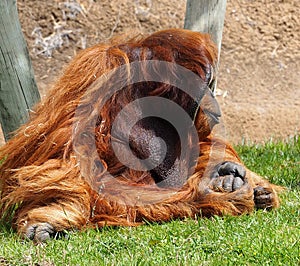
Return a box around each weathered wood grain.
[184,0,227,59]
[0,0,40,140]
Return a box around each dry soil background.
[14,0,300,144]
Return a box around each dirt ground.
[12,0,300,144]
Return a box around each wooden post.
[184,0,227,91]
[0,0,40,141]
[184,0,227,60]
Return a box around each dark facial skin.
[129,117,184,187]
[127,89,217,188]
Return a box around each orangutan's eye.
[207,65,216,93]
[208,78,216,93]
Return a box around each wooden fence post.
[0,0,40,141]
[184,0,227,91]
[184,0,227,60]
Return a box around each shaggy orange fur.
[0,29,280,241]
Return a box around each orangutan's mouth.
[204,109,221,124]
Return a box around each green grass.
[1,137,299,265]
[236,136,300,189]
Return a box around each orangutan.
[0,29,280,242]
